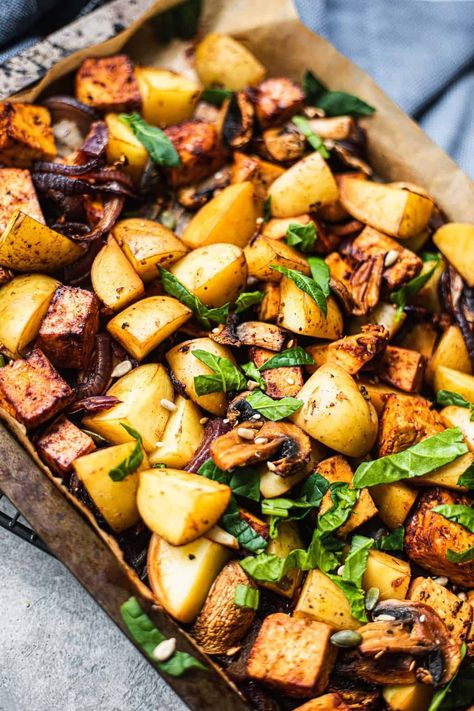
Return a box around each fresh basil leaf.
[428,643,467,711]
[353,428,468,488]
[432,504,474,533]
[221,498,267,552]
[303,70,375,117]
[240,548,308,582]
[108,424,143,482]
[458,463,474,489]
[317,482,359,536]
[437,389,474,421]
[234,584,260,610]
[446,547,474,563]
[242,361,267,390]
[292,115,329,158]
[328,575,368,623]
[285,222,317,252]
[308,256,331,297]
[437,660,474,710]
[263,196,272,223]
[299,472,331,503]
[198,458,261,502]
[159,267,228,329]
[192,349,247,395]
[343,535,374,588]
[120,113,180,167]
[244,390,303,420]
[120,597,206,676]
[234,291,264,314]
[201,87,233,106]
[263,473,329,536]
[305,531,341,573]
[258,346,315,370]
[270,264,328,315]
[375,526,405,551]
[390,256,439,319]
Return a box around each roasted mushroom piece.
[219,92,255,149]
[261,124,305,163]
[235,321,287,351]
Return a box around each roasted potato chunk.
[194,33,266,90]
[377,345,425,393]
[363,550,411,601]
[0,168,43,232]
[246,613,336,697]
[294,694,350,711]
[405,488,474,587]
[0,103,55,166]
[75,55,141,111]
[377,394,444,456]
[231,151,284,200]
[36,286,99,370]
[350,226,422,289]
[36,416,95,476]
[164,121,225,188]
[370,481,418,530]
[426,325,472,385]
[294,568,360,631]
[249,77,305,128]
[409,576,473,644]
[135,67,200,127]
[250,346,303,399]
[0,348,73,429]
[433,223,474,287]
[244,234,310,282]
[306,325,388,375]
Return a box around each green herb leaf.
[159,267,228,329]
[428,643,467,711]
[261,472,329,518]
[437,389,474,421]
[221,498,268,552]
[353,428,468,488]
[240,548,308,582]
[328,575,368,623]
[308,256,331,296]
[234,291,264,314]
[120,113,180,167]
[432,504,474,533]
[343,535,374,588]
[303,70,375,117]
[152,462,166,468]
[270,264,328,316]
[0,354,5,367]
[120,597,206,676]
[458,463,474,489]
[201,87,233,106]
[375,526,405,551]
[446,547,474,563]
[292,115,329,158]
[317,483,359,536]
[244,390,303,421]
[192,349,247,395]
[108,424,144,482]
[390,256,439,319]
[234,584,260,610]
[198,458,261,502]
[258,346,314,370]
[263,196,272,223]
[242,362,267,390]
[285,222,317,252]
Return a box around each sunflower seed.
[384,249,399,267]
[373,613,396,622]
[237,427,256,440]
[160,398,177,412]
[330,630,362,648]
[434,576,448,587]
[111,360,133,378]
[152,638,176,662]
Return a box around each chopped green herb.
[432,504,474,533]
[342,535,373,589]
[241,362,267,390]
[437,389,474,421]
[292,115,329,158]
[263,196,272,223]
[270,263,329,316]
[458,463,474,489]
[192,349,247,395]
[285,221,317,252]
[108,424,143,482]
[328,575,367,623]
[234,584,260,610]
[390,255,440,319]
[198,459,261,502]
[120,113,180,167]
[446,547,474,563]
[303,69,375,117]
[159,267,228,329]
[375,526,405,551]
[244,390,303,421]
[221,498,267,552]
[258,346,315,370]
[234,291,264,314]
[201,87,233,106]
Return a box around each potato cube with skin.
[433,223,474,287]
[134,67,200,127]
[377,394,444,457]
[441,405,474,452]
[250,346,303,399]
[294,694,350,711]
[426,325,472,385]
[376,345,425,393]
[362,550,411,601]
[91,235,145,311]
[36,416,95,476]
[259,520,304,599]
[409,576,473,643]
[75,55,141,111]
[370,481,417,530]
[244,235,310,282]
[0,103,56,167]
[434,366,474,404]
[0,169,44,233]
[148,395,204,469]
[317,456,377,537]
[294,569,360,631]
[164,121,225,188]
[36,286,99,370]
[194,33,266,91]
[246,613,336,697]
[105,113,148,183]
[0,349,73,429]
[278,277,344,340]
[383,683,433,711]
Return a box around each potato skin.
[75,55,141,111]
[195,33,266,90]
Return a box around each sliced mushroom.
[219,92,255,149]
[177,167,231,210]
[235,321,287,351]
[262,124,305,163]
[191,561,258,654]
[336,649,417,686]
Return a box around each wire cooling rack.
[0,491,52,555]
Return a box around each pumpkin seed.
[330,630,362,648]
[365,587,380,611]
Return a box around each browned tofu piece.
[377,345,425,393]
[250,346,303,399]
[0,169,44,232]
[36,286,99,370]
[258,282,281,323]
[237,321,287,351]
[306,325,388,375]
[164,121,226,187]
[0,348,73,429]
[36,416,95,476]
[405,488,474,588]
[0,103,56,167]
[231,151,284,201]
[351,226,422,289]
[377,393,444,456]
[294,694,350,711]
[246,613,336,697]
[409,576,472,644]
[75,55,141,111]
[317,456,377,537]
[250,78,305,128]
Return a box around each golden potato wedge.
[73,442,149,532]
[169,243,247,307]
[362,550,411,601]
[166,338,237,416]
[149,395,204,469]
[107,296,191,361]
[105,113,148,183]
[181,182,261,249]
[244,235,310,282]
[147,533,230,623]
[339,177,433,238]
[294,569,360,631]
[0,273,58,357]
[433,366,474,402]
[112,218,187,283]
[441,405,474,452]
[137,468,232,545]
[277,276,344,339]
[433,223,474,287]
[370,482,417,530]
[82,363,173,453]
[135,67,200,127]
[0,211,83,273]
[291,363,378,457]
[91,235,144,311]
[268,152,339,217]
[415,451,474,490]
[259,520,304,599]
[383,683,433,711]
[195,33,266,90]
[426,325,472,384]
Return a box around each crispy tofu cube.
[0,169,44,233]
[294,693,350,711]
[246,613,336,697]
[377,345,425,393]
[0,103,56,167]
[0,348,73,429]
[164,121,226,187]
[317,456,377,537]
[405,488,474,587]
[377,394,444,456]
[75,55,141,111]
[36,286,99,369]
[306,325,388,375]
[351,226,422,289]
[258,282,281,323]
[409,576,472,644]
[250,346,303,399]
[36,416,95,476]
[252,78,305,128]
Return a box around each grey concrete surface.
[0,523,186,711]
